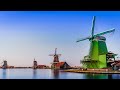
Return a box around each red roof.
[37,65,46,68]
[55,62,65,67]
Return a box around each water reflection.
[108,74,113,79]
[111,74,120,79]
[2,69,7,79]
[52,69,59,79]
[32,69,37,79]
[1,69,120,79]
[85,74,109,79]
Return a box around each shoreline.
[61,69,120,74]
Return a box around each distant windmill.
[33,58,37,69]
[1,60,8,69]
[49,48,61,63]
[76,16,115,69]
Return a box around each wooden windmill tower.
[76,16,115,69]
[49,48,61,69]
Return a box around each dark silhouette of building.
[33,58,37,69]
[2,60,8,69]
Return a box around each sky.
[0,11,119,67]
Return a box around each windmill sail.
[94,28,115,37]
[76,36,90,42]
[55,48,57,55]
[91,16,96,37]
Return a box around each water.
[0,69,120,79]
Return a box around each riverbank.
[62,69,120,74]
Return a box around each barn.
[51,62,71,69]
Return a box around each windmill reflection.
[85,74,109,79]
[2,69,7,79]
[32,69,37,79]
[52,69,59,79]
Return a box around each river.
[0,69,120,79]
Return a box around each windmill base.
[81,61,107,69]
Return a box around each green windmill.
[76,16,115,69]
